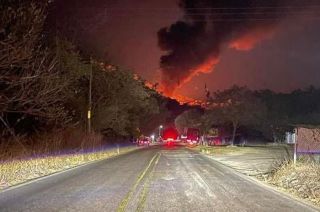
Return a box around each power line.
[106,13,320,17]
[103,10,320,17]
[106,10,320,14]
[103,5,320,10]
[92,16,320,23]
[70,6,320,13]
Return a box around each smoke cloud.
[158,0,319,95]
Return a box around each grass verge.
[268,160,320,207]
[0,146,138,191]
[0,129,139,191]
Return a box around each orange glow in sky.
[229,27,275,51]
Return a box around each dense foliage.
[0,1,169,140]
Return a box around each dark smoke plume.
[158,0,320,95]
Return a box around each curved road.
[0,145,318,212]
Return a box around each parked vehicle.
[137,136,150,146]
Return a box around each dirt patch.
[195,145,292,177]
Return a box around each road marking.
[117,152,159,212]
[136,153,161,212]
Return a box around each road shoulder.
[188,146,320,211]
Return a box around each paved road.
[0,145,318,212]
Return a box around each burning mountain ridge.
[144,80,202,105]
[158,0,320,96]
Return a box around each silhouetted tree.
[0,1,70,136]
[210,86,265,145]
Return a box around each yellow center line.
[117,152,160,212]
[136,153,161,212]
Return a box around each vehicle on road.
[1,146,316,212]
[162,127,179,144]
[186,128,200,144]
[137,136,150,146]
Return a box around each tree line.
[175,86,320,144]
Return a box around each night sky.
[54,0,320,100]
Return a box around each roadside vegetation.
[0,131,138,190]
[268,159,320,206]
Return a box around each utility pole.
[88,57,92,134]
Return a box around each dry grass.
[0,129,138,190]
[268,161,320,206]
[0,146,137,190]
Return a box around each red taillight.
[166,141,174,146]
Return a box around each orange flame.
[161,56,219,97]
[143,80,203,105]
[144,81,154,89]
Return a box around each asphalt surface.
[0,145,318,212]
